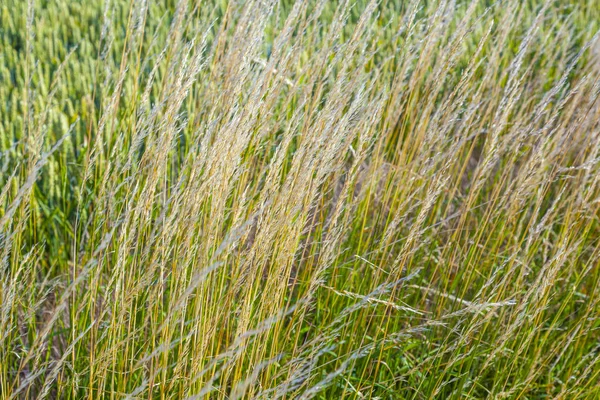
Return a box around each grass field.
[1,0,600,398]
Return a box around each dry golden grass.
[1,0,600,398]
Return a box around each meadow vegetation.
[1,0,600,398]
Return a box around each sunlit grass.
[1,0,600,398]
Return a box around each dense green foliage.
[1,0,600,398]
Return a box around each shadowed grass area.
[1,0,600,398]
